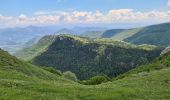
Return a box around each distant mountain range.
[0,26,106,53]
[0,26,57,53]
[124,23,170,46]
[1,22,170,54]
[80,22,170,46]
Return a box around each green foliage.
[101,29,125,38]
[116,51,170,80]
[17,35,162,80]
[0,49,64,80]
[43,67,62,76]
[62,71,78,82]
[14,35,57,61]
[1,48,170,99]
[80,29,125,38]
[125,23,170,46]
[80,75,111,85]
[112,28,142,40]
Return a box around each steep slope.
[0,48,63,80]
[16,35,162,80]
[124,23,170,46]
[14,35,57,61]
[1,48,170,99]
[117,50,170,80]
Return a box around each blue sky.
[0,0,168,16]
[0,0,170,28]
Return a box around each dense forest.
[16,35,162,80]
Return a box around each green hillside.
[80,29,125,38]
[124,23,170,46]
[80,31,104,38]
[112,28,142,40]
[116,50,170,80]
[101,29,125,38]
[1,48,170,99]
[80,23,170,47]
[14,35,57,61]
[16,35,162,80]
[0,48,66,81]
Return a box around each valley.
[15,34,162,80]
[0,0,170,98]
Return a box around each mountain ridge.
[16,35,162,80]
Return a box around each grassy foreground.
[1,48,170,100]
[1,67,170,100]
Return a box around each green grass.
[1,65,170,100]
[125,22,170,46]
[112,28,142,40]
[1,48,170,99]
[14,35,57,61]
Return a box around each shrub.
[80,75,111,85]
[62,71,78,82]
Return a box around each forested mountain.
[117,48,170,79]
[16,35,162,80]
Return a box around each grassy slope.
[125,23,170,46]
[0,49,69,81]
[80,29,125,38]
[112,28,142,40]
[101,29,125,38]
[14,35,58,61]
[1,48,170,99]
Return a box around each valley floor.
[1,67,170,100]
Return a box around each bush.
[62,71,78,82]
[80,75,111,85]
[43,67,62,76]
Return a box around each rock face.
[161,46,170,55]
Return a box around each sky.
[0,0,170,28]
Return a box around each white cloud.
[0,9,170,27]
[168,0,170,13]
